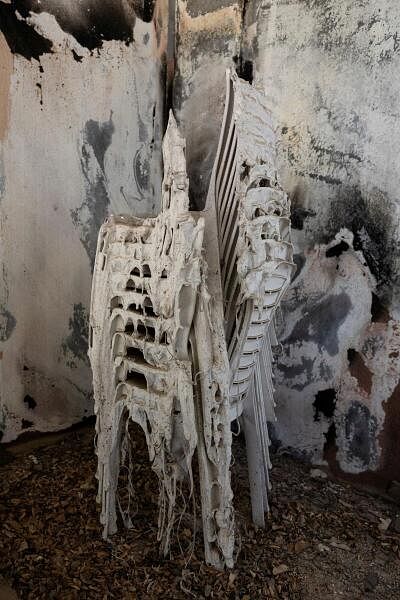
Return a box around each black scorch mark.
[0,3,53,61]
[0,0,156,60]
[313,388,336,421]
[23,394,37,410]
[289,186,316,231]
[290,207,316,231]
[325,240,349,258]
[322,187,398,302]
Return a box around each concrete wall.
[174,0,400,486]
[0,1,164,441]
[1,0,399,488]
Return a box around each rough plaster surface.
[0,10,163,441]
[174,0,400,483]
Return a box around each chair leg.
[241,409,266,528]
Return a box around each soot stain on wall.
[71,115,114,268]
[61,303,89,369]
[173,5,239,210]
[288,186,316,231]
[325,240,349,258]
[0,159,5,197]
[284,292,352,356]
[132,0,156,23]
[320,187,398,302]
[0,405,5,442]
[344,401,378,468]
[85,115,115,173]
[290,206,316,231]
[0,307,16,342]
[280,126,344,186]
[277,357,316,391]
[0,0,157,60]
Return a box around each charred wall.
[0,0,165,441]
[257,0,400,488]
[173,0,400,487]
[1,0,399,491]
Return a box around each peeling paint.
[323,188,398,302]
[347,348,373,396]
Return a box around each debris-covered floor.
[1,426,400,599]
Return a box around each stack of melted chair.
[89,69,295,570]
